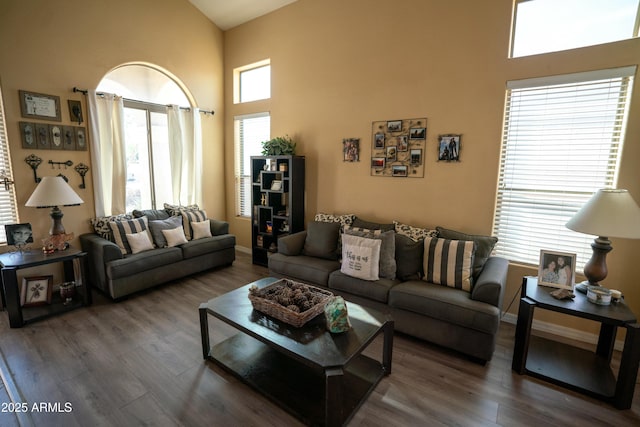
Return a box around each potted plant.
[261,135,296,156]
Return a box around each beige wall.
[224,0,640,330]
[0,0,225,251]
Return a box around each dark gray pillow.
[395,234,424,281]
[302,221,340,260]
[436,226,498,279]
[344,227,396,280]
[149,216,183,248]
[352,216,395,232]
[133,209,170,221]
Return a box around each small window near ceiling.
[511,0,640,58]
[235,60,271,103]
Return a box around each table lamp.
[25,176,84,235]
[566,189,640,286]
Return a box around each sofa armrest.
[277,231,307,256]
[471,256,508,308]
[80,233,123,293]
[209,219,229,236]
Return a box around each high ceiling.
[189,0,298,30]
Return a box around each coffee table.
[199,277,394,426]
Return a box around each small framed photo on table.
[21,276,53,307]
[538,250,576,289]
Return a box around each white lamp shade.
[25,176,84,208]
[566,189,640,239]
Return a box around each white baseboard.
[501,312,625,352]
[235,245,251,254]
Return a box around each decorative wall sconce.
[25,154,42,183]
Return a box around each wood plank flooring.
[0,251,639,426]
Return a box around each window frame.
[233,59,271,104]
[0,83,19,245]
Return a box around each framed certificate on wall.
[19,90,61,121]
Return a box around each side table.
[512,276,640,409]
[0,248,92,328]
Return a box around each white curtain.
[167,106,202,206]
[87,91,126,216]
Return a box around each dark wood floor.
[0,251,639,426]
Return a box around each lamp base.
[49,206,66,235]
[583,236,612,286]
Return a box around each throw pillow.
[423,237,475,292]
[133,209,170,221]
[314,213,355,230]
[395,233,424,280]
[352,216,395,232]
[90,213,134,240]
[435,226,498,279]
[344,226,396,280]
[302,221,340,260]
[191,219,212,240]
[162,226,188,247]
[163,202,200,216]
[341,234,382,281]
[125,231,154,254]
[149,216,183,248]
[181,209,207,240]
[109,217,152,255]
[393,221,438,241]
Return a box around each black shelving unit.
[250,155,305,266]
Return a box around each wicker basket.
[248,279,334,327]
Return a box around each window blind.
[0,84,19,244]
[493,66,635,268]
[235,112,270,217]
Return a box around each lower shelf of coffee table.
[208,332,384,426]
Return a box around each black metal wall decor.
[370,118,426,177]
[74,163,89,188]
[25,154,42,183]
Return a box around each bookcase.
[250,156,305,266]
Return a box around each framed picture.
[35,123,50,149]
[438,134,461,162]
[75,127,87,150]
[538,250,576,289]
[68,99,83,124]
[62,126,75,149]
[50,125,63,150]
[19,90,61,121]
[19,122,36,149]
[4,223,33,247]
[373,133,385,149]
[343,138,360,162]
[270,180,282,191]
[371,157,386,169]
[21,276,53,307]
[392,165,408,177]
[410,149,422,165]
[386,146,397,161]
[397,135,408,151]
[387,120,402,132]
[409,127,426,140]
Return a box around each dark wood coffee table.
[199,277,394,426]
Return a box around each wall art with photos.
[370,118,426,177]
[438,134,461,162]
[537,249,576,290]
[343,138,360,162]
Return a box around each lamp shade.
[566,189,640,239]
[25,176,84,208]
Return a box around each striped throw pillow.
[423,237,475,292]
[181,209,207,240]
[109,217,152,255]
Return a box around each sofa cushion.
[352,216,394,232]
[395,234,424,280]
[344,226,396,279]
[328,270,400,303]
[163,226,188,247]
[393,220,438,241]
[181,234,235,259]
[133,209,170,221]
[192,219,213,240]
[269,253,340,286]
[423,237,475,292]
[106,247,183,280]
[109,217,153,255]
[340,233,381,281]
[436,226,498,279]
[149,216,183,248]
[90,213,134,240]
[389,280,500,335]
[302,221,340,260]
[181,209,207,240]
[126,230,154,254]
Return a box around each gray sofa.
[80,209,235,299]
[268,217,508,363]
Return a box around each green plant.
[261,135,296,156]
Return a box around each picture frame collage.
[18,90,86,151]
[370,118,426,178]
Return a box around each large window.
[0,84,19,244]
[493,67,635,267]
[511,0,640,57]
[235,113,270,217]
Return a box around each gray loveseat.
[268,216,508,363]
[80,208,235,299]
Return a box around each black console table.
[512,276,640,409]
[0,248,91,328]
